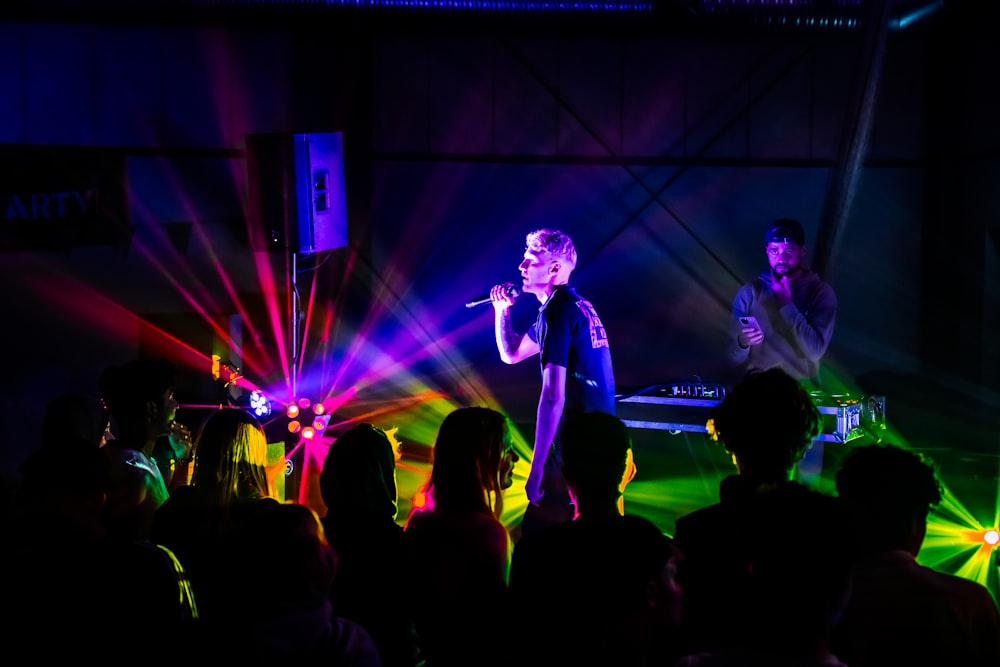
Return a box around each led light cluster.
[286,397,331,439]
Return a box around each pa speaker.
[246,132,349,255]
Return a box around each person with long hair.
[403,407,519,667]
[151,407,278,624]
[319,423,421,667]
[187,406,273,505]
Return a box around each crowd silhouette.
[671,367,823,657]
[320,422,421,667]
[2,359,998,665]
[402,406,517,667]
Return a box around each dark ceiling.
[0,0,965,36]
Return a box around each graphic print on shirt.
[576,299,609,350]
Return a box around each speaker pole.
[290,249,301,399]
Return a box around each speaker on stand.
[246,132,348,257]
[246,130,350,384]
[246,132,349,501]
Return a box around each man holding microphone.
[488,228,617,538]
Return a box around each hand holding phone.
[738,315,764,348]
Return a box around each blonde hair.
[426,407,513,519]
[526,228,577,270]
[192,407,272,506]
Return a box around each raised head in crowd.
[832,443,1000,667]
[403,406,519,667]
[671,367,821,657]
[320,423,421,667]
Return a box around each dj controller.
[615,381,885,444]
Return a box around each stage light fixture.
[312,414,332,432]
[284,395,334,442]
[249,390,271,418]
[984,529,999,547]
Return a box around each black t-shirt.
[529,284,616,422]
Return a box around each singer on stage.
[488,228,616,539]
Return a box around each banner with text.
[1,145,130,252]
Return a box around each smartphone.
[739,316,760,330]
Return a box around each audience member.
[14,364,997,665]
[207,501,382,664]
[13,392,113,519]
[671,367,821,656]
[319,422,421,667]
[559,409,638,519]
[151,406,278,623]
[674,483,852,667]
[98,357,179,540]
[40,392,114,450]
[9,387,200,654]
[832,443,1000,667]
[509,411,681,667]
[3,438,198,657]
[403,407,518,667]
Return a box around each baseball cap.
[765,218,805,246]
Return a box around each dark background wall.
[1,1,998,494]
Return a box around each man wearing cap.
[729,218,837,388]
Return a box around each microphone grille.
[507,286,520,298]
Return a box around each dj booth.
[615,381,885,444]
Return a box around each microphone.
[465,285,519,308]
